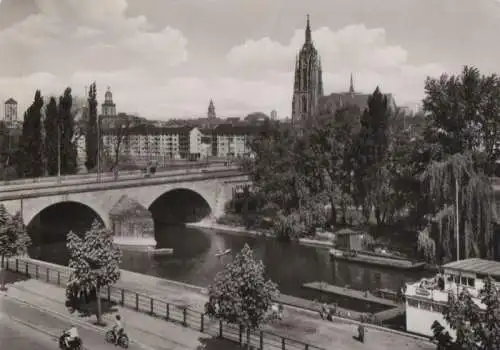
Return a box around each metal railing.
[5,258,325,350]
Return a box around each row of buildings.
[72,88,264,166]
[100,123,260,163]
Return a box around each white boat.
[404,258,500,337]
[215,249,231,257]
[148,248,174,255]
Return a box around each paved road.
[0,312,57,350]
[0,294,141,350]
[0,165,239,195]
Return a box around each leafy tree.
[107,115,131,171]
[205,244,279,348]
[432,276,500,349]
[420,152,495,262]
[44,97,59,175]
[422,66,500,175]
[17,90,44,178]
[306,106,359,225]
[0,204,31,290]
[85,82,98,171]
[59,87,77,174]
[66,220,121,325]
[244,121,304,216]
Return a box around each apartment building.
[102,124,203,162]
[212,124,261,158]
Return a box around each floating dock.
[373,306,405,321]
[329,248,425,270]
[302,281,399,308]
[273,293,364,319]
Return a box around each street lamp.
[97,115,101,182]
[57,123,61,180]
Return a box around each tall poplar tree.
[44,97,59,176]
[17,90,44,178]
[85,82,98,171]
[59,87,77,174]
[351,87,391,223]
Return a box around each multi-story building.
[212,124,261,158]
[102,125,203,164]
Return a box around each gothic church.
[291,16,397,124]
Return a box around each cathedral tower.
[207,99,216,120]
[291,15,323,125]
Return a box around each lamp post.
[97,115,101,182]
[57,123,61,180]
[455,177,459,261]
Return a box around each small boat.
[148,248,174,256]
[215,249,231,257]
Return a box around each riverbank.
[186,221,334,249]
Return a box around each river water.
[31,222,431,314]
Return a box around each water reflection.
[33,223,431,311]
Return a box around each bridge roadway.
[0,166,244,200]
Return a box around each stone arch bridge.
[0,170,250,233]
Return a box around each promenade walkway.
[7,257,435,350]
[4,279,239,350]
[0,291,157,350]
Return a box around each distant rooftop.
[5,98,17,104]
[443,258,500,278]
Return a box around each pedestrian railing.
[5,258,326,350]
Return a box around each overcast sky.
[0,0,499,120]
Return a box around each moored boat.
[404,258,500,337]
[329,248,425,270]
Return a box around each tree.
[59,87,77,174]
[351,87,392,225]
[423,66,500,175]
[244,121,304,216]
[205,244,279,348]
[108,115,131,170]
[420,152,495,262]
[44,97,59,176]
[306,106,359,225]
[0,204,31,290]
[85,82,98,171]
[65,220,121,325]
[432,276,500,349]
[17,90,44,178]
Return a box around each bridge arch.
[24,198,110,230]
[147,187,213,224]
[26,200,108,262]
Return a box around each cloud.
[226,24,446,111]
[0,0,188,115]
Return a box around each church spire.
[207,99,216,120]
[349,73,355,93]
[305,14,311,44]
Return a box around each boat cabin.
[441,258,500,297]
[334,229,366,251]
